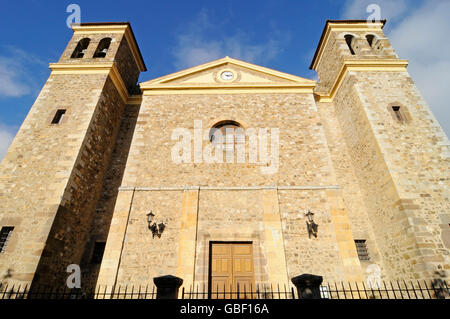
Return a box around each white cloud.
[0,124,16,161]
[0,60,30,97]
[389,1,450,135]
[172,9,289,69]
[0,46,44,160]
[342,0,450,137]
[0,46,46,98]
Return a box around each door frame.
[208,241,254,297]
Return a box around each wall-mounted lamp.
[147,211,166,238]
[147,211,155,225]
[305,210,318,239]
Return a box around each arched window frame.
[209,120,244,152]
[93,37,112,58]
[71,38,90,59]
[365,34,377,48]
[344,34,356,55]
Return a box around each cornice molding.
[141,85,315,95]
[126,95,143,105]
[118,185,341,191]
[315,59,409,103]
[141,56,315,86]
[49,62,130,103]
[140,56,316,95]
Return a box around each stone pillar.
[176,188,199,288]
[262,188,289,286]
[154,275,183,299]
[96,188,134,292]
[326,189,363,282]
[291,274,323,299]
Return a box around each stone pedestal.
[291,274,323,299]
[153,275,183,299]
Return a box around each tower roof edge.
[71,21,147,72]
[309,19,386,70]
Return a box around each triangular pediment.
[139,57,316,93]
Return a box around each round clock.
[220,71,234,81]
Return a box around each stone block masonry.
[1,21,448,295]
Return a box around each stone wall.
[115,189,184,285]
[279,189,347,282]
[80,103,140,289]
[32,74,126,288]
[317,100,385,277]
[315,28,397,94]
[332,70,450,279]
[0,26,142,289]
[312,22,450,281]
[121,93,336,187]
[59,31,140,92]
[0,72,107,286]
[59,33,123,65]
[98,91,364,289]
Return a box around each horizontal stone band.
[118,185,341,191]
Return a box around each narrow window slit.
[0,226,14,253]
[355,239,370,261]
[51,109,66,124]
[391,105,408,123]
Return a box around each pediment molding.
[139,56,316,95]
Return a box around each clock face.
[220,71,234,81]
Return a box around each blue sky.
[0,0,449,159]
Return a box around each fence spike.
[0,278,443,300]
[382,281,388,299]
[23,284,29,300]
[410,280,418,299]
[8,284,15,299]
[403,279,411,299]
[388,281,396,299]
[355,282,360,299]
[347,282,354,299]
[396,280,403,299]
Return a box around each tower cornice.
[71,22,147,72]
[310,19,386,70]
[314,59,408,102]
[49,62,129,103]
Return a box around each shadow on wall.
[79,103,142,290]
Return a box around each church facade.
[0,20,449,293]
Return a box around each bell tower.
[0,22,146,289]
[312,20,450,280]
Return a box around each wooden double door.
[209,242,255,298]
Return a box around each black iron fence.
[181,280,449,299]
[0,280,448,299]
[0,284,157,299]
[181,283,295,299]
[318,280,449,299]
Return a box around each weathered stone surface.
[0,21,448,295]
